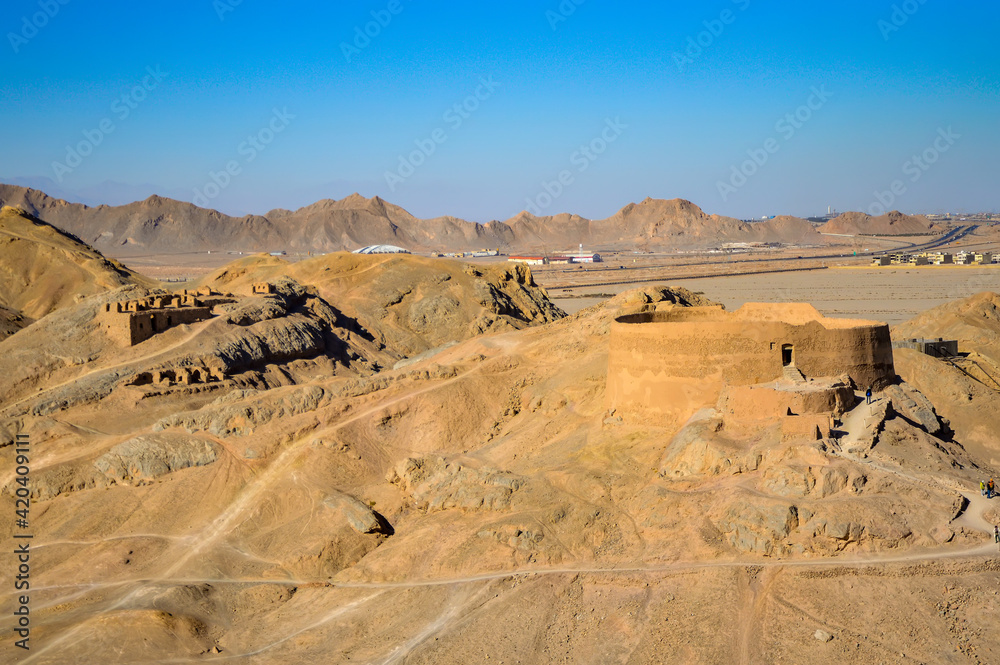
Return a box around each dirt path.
[19,362,490,664]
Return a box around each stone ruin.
[252,282,275,295]
[606,302,896,433]
[128,365,227,388]
[100,288,233,346]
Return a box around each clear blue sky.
[1,0,997,221]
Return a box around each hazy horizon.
[1,175,995,223]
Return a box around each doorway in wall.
[781,344,794,367]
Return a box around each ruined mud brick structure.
[128,365,227,387]
[252,282,275,294]
[101,296,213,346]
[607,303,895,425]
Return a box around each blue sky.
[1,0,997,221]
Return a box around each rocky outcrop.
[387,456,525,512]
[714,501,800,556]
[323,493,386,534]
[659,410,763,478]
[0,305,29,341]
[94,433,220,485]
[884,382,942,435]
[155,386,326,437]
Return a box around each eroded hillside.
[0,206,153,324]
[2,247,999,663]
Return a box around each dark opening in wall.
[782,344,794,367]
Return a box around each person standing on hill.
[995,526,999,551]
[866,388,873,405]
[989,479,995,499]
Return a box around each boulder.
[323,494,383,534]
[884,383,942,435]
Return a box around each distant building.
[508,256,548,266]
[562,252,602,263]
[871,256,891,266]
[352,245,411,255]
[892,338,959,358]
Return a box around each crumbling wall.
[607,303,895,425]
[719,382,855,420]
[100,306,213,346]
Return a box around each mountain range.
[0,183,940,256]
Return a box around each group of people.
[981,478,996,499]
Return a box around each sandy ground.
[554,266,1000,323]
[5,245,1000,663]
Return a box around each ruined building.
[100,291,220,346]
[606,303,896,428]
[128,365,228,388]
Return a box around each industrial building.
[892,338,959,358]
[352,245,411,255]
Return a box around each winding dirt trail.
[18,362,491,664]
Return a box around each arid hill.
[0,184,509,255]
[818,210,942,236]
[3,241,999,663]
[265,193,513,253]
[891,292,1000,463]
[0,305,28,341]
[0,186,286,255]
[505,198,825,251]
[195,251,565,358]
[893,291,1000,364]
[0,205,153,322]
[0,184,829,256]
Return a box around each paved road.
[535,226,982,282]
